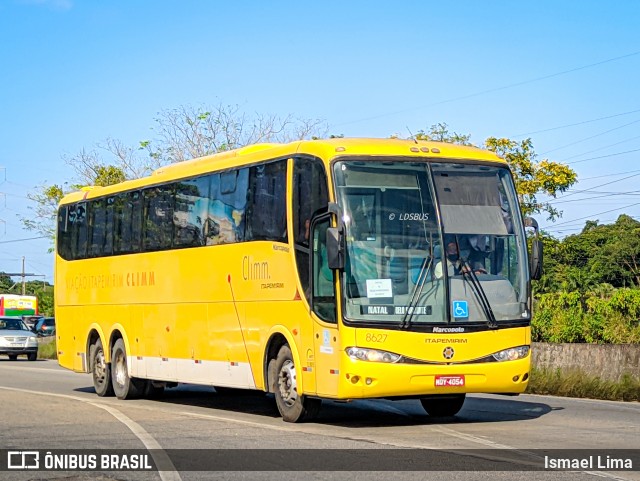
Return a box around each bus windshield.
[333,159,528,327]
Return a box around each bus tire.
[274,345,321,422]
[420,394,466,417]
[111,338,144,400]
[8,354,18,361]
[90,339,114,397]
[27,352,37,361]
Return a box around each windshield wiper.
[399,256,433,329]
[459,259,498,329]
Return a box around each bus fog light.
[365,378,373,385]
[492,345,530,362]
[346,347,401,363]
[351,376,360,384]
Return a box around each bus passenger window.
[143,185,174,251]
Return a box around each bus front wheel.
[274,345,321,423]
[111,338,145,400]
[90,339,114,397]
[420,394,466,417]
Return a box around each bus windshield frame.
[332,157,530,329]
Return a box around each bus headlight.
[492,346,530,362]
[346,347,401,363]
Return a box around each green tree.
[414,122,472,145]
[540,215,640,293]
[484,137,577,220]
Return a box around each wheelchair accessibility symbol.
[453,301,468,318]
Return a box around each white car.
[0,316,38,361]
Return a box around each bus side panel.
[55,305,76,371]
[244,300,317,394]
[56,305,93,373]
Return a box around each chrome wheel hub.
[114,352,126,387]
[278,360,298,407]
[95,350,107,383]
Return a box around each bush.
[533,288,640,343]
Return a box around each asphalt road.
[0,359,638,481]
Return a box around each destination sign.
[360,305,432,316]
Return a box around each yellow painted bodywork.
[55,138,529,398]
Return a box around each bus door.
[310,215,340,397]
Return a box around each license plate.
[10,343,22,347]
[434,375,465,387]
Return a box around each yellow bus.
[55,138,541,422]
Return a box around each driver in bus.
[435,238,487,278]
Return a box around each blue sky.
[1,0,639,283]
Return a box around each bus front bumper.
[336,356,531,399]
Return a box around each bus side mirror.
[524,216,543,280]
[326,227,345,270]
[530,239,543,280]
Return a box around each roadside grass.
[526,366,640,402]
[37,337,57,360]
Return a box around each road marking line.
[90,402,181,481]
[0,365,80,374]
[0,386,181,481]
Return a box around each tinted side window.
[293,157,329,298]
[143,185,174,251]
[88,199,106,257]
[114,191,142,254]
[207,169,248,245]
[57,205,71,260]
[246,160,287,243]
[174,175,210,247]
[72,203,88,259]
[104,196,115,255]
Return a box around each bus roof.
[59,138,505,204]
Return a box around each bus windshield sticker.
[365,279,393,298]
[453,301,469,319]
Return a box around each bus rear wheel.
[420,394,466,417]
[274,345,321,423]
[111,338,145,400]
[91,339,114,397]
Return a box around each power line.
[550,191,640,205]
[551,171,640,201]
[542,202,640,230]
[558,134,640,162]
[564,148,640,165]
[511,108,640,137]
[539,119,640,156]
[334,50,640,127]
[0,236,48,244]
[580,169,640,181]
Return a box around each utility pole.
[22,257,26,295]
[2,256,37,293]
